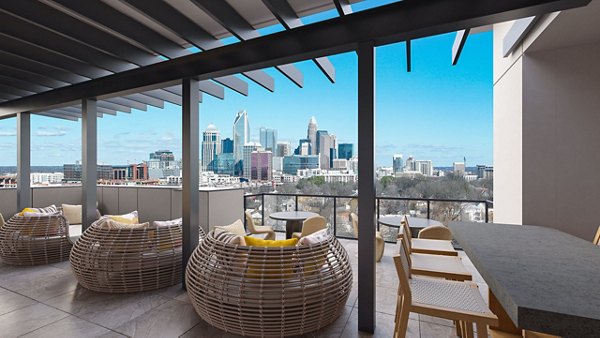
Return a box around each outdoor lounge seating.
[245,210,276,240]
[393,240,498,338]
[292,215,327,239]
[185,229,353,337]
[0,212,71,265]
[70,217,185,293]
[402,216,458,256]
[350,212,385,262]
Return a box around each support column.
[17,112,31,211]
[182,78,200,289]
[82,98,97,229]
[357,41,376,333]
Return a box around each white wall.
[493,21,524,225]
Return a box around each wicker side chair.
[70,219,184,293]
[0,213,71,265]
[186,231,353,337]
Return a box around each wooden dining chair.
[245,211,276,240]
[402,216,458,256]
[398,230,472,281]
[350,213,385,262]
[418,224,453,240]
[292,215,327,239]
[393,240,498,338]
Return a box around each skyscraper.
[201,124,221,171]
[317,131,336,169]
[393,154,404,174]
[251,150,273,181]
[414,160,433,176]
[405,156,415,171]
[259,127,277,151]
[276,142,292,157]
[453,162,466,177]
[233,110,250,175]
[243,142,261,180]
[338,143,354,160]
[221,138,233,154]
[307,116,317,155]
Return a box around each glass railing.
[244,193,493,242]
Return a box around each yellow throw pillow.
[18,208,38,216]
[106,211,139,224]
[244,236,298,247]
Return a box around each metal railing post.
[333,197,337,237]
[243,195,247,229]
[485,202,489,223]
[261,193,265,225]
[376,198,380,231]
[427,200,431,219]
[295,195,298,211]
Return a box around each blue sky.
[0,2,492,168]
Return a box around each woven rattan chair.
[418,224,453,240]
[350,213,385,262]
[70,219,188,293]
[393,240,498,338]
[0,213,71,265]
[292,215,327,239]
[245,210,275,240]
[186,231,353,337]
[402,216,457,256]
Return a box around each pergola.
[0,0,589,333]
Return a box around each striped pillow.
[214,228,246,246]
[18,204,59,216]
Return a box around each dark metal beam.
[191,0,304,88]
[333,0,353,16]
[406,40,412,72]
[0,0,590,115]
[503,16,541,57]
[181,78,200,289]
[357,41,376,333]
[261,0,336,83]
[82,98,98,229]
[16,112,30,210]
[452,29,471,65]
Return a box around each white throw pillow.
[62,204,82,225]
[103,211,139,224]
[153,218,182,227]
[214,219,246,237]
[213,228,246,246]
[298,229,329,246]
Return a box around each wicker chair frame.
[70,220,204,293]
[186,231,353,337]
[0,213,71,266]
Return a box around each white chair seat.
[411,276,490,315]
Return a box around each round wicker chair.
[70,219,194,293]
[186,231,353,337]
[0,213,71,265]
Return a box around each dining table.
[378,215,442,237]
[269,211,319,239]
[449,221,600,337]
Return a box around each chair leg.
[456,320,463,337]
[476,322,488,338]
[264,231,275,240]
[394,297,410,338]
[464,322,474,338]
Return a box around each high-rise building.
[201,124,221,171]
[317,131,336,169]
[259,127,277,151]
[148,150,175,169]
[63,163,113,182]
[307,116,317,155]
[243,142,261,179]
[213,153,235,175]
[393,154,404,174]
[233,110,250,174]
[404,155,415,172]
[276,142,292,157]
[283,155,320,175]
[221,138,233,154]
[453,162,466,177]
[414,160,433,176]
[295,139,312,155]
[251,150,273,181]
[338,143,354,160]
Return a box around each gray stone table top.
[378,216,442,229]
[449,222,600,337]
[269,211,318,221]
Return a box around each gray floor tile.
[419,320,460,338]
[308,305,353,337]
[0,264,78,301]
[44,286,171,329]
[340,307,418,338]
[0,287,37,315]
[112,299,200,338]
[20,315,124,338]
[0,302,69,338]
[180,320,244,338]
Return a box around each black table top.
[449,221,600,337]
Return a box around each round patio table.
[269,211,319,239]
[378,215,442,238]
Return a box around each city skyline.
[0,29,492,167]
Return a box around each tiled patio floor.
[0,238,489,338]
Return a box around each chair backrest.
[350,213,359,238]
[401,217,412,251]
[401,215,412,241]
[594,225,600,245]
[393,240,412,301]
[418,225,453,240]
[301,215,327,237]
[397,233,412,266]
[245,211,257,233]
